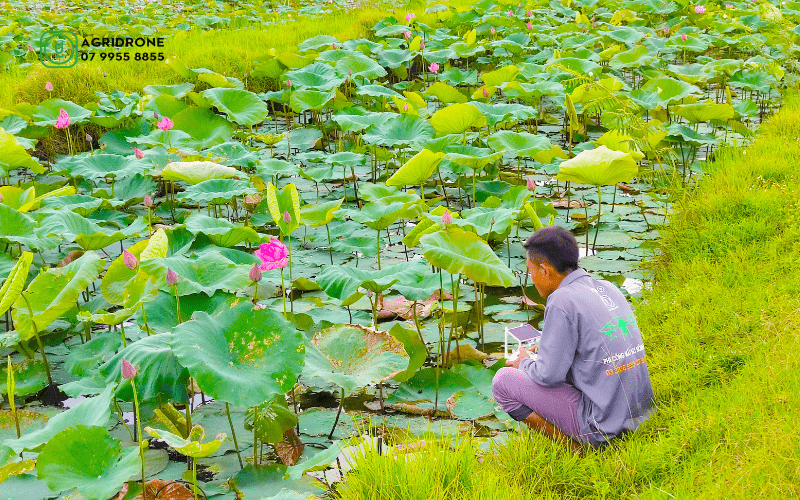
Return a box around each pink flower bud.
[664,27,669,34]
[527,21,533,29]
[405,12,416,22]
[527,9,532,16]
[286,79,292,88]
[143,194,153,207]
[85,133,92,142]
[694,5,706,13]
[490,27,496,35]
[681,33,688,41]
[725,3,733,7]
[403,30,411,39]
[0,193,4,203]
[154,111,159,120]
[249,263,263,282]
[483,88,489,98]
[366,289,373,297]
[123,249,139,270]
[526,178,535,191]
[55,108,70,129]
[283,210,292,224]
[121,358,138,380]
[420,41,425,50]
[592,22,597,28]
[166,268,179,286]
[103,71,107,77]
[134,147,145,159]
[442,210,453,225]
[27,45,34,52]
[348,69,353,75]
[507,9,513,16]
[45,81,53,91]
[332,43,338,49]
[491,217,495,225]
[403,103,409,112]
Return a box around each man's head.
[523,226,579,298]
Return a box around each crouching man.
[492,226,655,451]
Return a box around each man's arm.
[519,304,578,387]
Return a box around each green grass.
[334,95,800,499]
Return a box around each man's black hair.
[522,226,579,274]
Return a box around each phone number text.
[79,52,165,62]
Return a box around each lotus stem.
[592,186,601,252]
[445,274,460,364]
[376,229,381,270]
[252,282,259,305]
[328,388,345,440]
[280,268,286,315]
[21,295,53,386]
[130,378,147,500]
[582,195,589,253]
[191,456,198,500]
[141,304,150,335]
[325,225,333,265]
[173,287,183,324]
[286,235,294,314]
[225,402,244,469]
[119,321,127,348]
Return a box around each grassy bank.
[334,95,800,499]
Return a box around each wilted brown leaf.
[274,428,304,466]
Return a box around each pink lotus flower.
[403,103,409,112]
[420,41,425,50]
[286,79,293,88]
[249,263,263,282]
[403,30,411,39]
[121,358,138,380]
[45,81,53,91]
[527,9,532,16]
[255,238,289,272]
[526,178,535,191]
[348,69,353,75]
[694,5,706,13]
[592,22,597,28]
[283,210,291,224]
[482,88,489,98]
[55,108,70,129]
[664,27,670,34]
[166,268,179,286]
[27,45,34,52]
[681,33,688,41]
[134,147,145,159]
[507,9,513,16]
[442,210,453,225]
[527,21,533,29]
[143,194,153,207]
[332,43,338,49]
[156,116,173,131]
[490,26,496,35]
[405,12,416,22]
[123,249,139,270]
[429,62,439,73]
[725,3,733,7]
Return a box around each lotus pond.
[0,0,796,497]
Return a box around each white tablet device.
[504,323,541,362]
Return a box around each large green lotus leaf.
[244,396,297,444]
[447,389,495,420]
[555,145,638,186]
[161,161,239,185]
[420,227,515,287]
[386,367,471,414]
[101,333,189,403]
[386,149,445,187]
[0,251,32,317]
[424,82,467,104]
[377,48,414,69]
[460,207,517,242]
[362,114,434,147]
[101,239,159,307]
[170,301,304,407]
[290,88,336,113]
[255,159,299,180]
[138,291,235,334]
[0,359,47,397]
[12,251,104,341]
[471,102,536,127]
[266,182,301,235]
[303,324,409,394]
[171,106,234,146]
[65,332,123,378]
[487,130,552,158]
[138,252,252,296]
[0,130,44,174]
[317,260,426,303]
[300,198,344,227]
[0,205,56,250]
[0,186,35,213]
[387,324,426,384]
[609,45,652,71]
[640,76,701,106]
[285,62,344,91]
[177,178,257,205]
[354,85,402,101]
[341,195,423,231]
[298,34,338,52]
[201,88,269,126]
[4,385,113,454]
[671,102,735,123]
[53,154,150,181]
[36,212,147,250]
[36,425,139,500]
[481,65,519,86]
[325,151,365,167]
[728,69,776,93]
[142,83,195,98]
[144,425,225,458]
[445,149,504,172]
[184,213,262,247]
[429,103,487,136]
[331,111,393,133]
[335,53,387,79]
[38,194,105,216]
[32,99,93,127]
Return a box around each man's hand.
[507,346,531,369]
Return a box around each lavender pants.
[492,367,589,444]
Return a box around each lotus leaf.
[430,103,487,135]
[145,425,226,458]
[184,213,262,247]
[178,178,257,205]
[201,88,270,126]
[420,226,515,287]
[386,149,445,188]
[161,160,239,185]
[0,130,44,174]
[555,145,639,186]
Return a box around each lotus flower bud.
[526,178,535,191]
[249,263,263,282]
[507,9,513,16]
[286,79,293,88]
[592,22,597,28]
[27,45,34,52]
[527,9,532,16]
[366,289,373,297]
[664,27,669,35]
[166,268,179,286]
[404,30,411,39]
[283,210,291,224]
[0,193,4,202]
[154,111,159,120]
[134,147,145,159]
[527,21,533,29]
[123,249,139,270]
[143,194,153,207]
[491,217,495,225]
[420,41,425,50]
[103,71,107,77]
[490,27,496,35]
[348,69,353,75]
[442,210,453,225]
[403,103,409,111]
[86,133,92,142]
[681,33,688,41]
[121,358,137,380]
[405,12,416,22]
[483,88,489,98]
[332,43,338,49]
[45,81,53,91]
[244,73,248,79]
